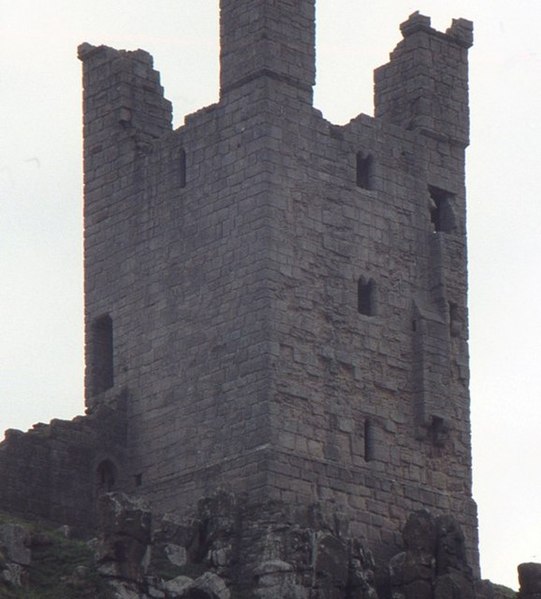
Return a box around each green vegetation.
[0,512,113,599]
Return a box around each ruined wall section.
[79,43,172,411]
[375,14,474,502]
[0,397,127,531]
[256,13,478,572]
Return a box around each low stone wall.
[0,394,127,532]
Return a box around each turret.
[219,0,316,103]
[375,12,473,147]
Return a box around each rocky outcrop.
[389,510,477,599]
[476,579,517,599]
[0,394,127,533]
[0,523,31,588]
[0,496,523,598]
[518,563,541,598]
[92,491,379,598]
[96,493,152,583]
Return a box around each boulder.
[435,515,470,577]
[184,572,230,598]
[96,492,152,582]
[162,574,193,596]
[403,510,437,554]
[519,562,541,597]
[253,560,306,599]
[0,523,31,565]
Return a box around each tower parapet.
[375,12,473,147]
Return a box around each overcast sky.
[1,0,540,590]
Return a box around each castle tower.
[79,2,477,572]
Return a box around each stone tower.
[79,1,477,572]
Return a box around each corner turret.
[375,12,473,147]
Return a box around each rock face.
[0,495,524,598]
[96,492,152,582]
[476,580,517,599]
[92,491,379,598]
[389,510,476,599]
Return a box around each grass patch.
[0,512,114,599]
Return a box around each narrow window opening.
[96,460,117,493]
[429,186,455,233]
[364,419,374,462]
[430,416,448,448]
[356,152,374,190]
[179,148,186,188]
[449,302,459,337]
[134,473,143,487]
[412,319,417,332]
[358,277,376,316]
[91,314,114,395]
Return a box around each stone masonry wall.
[0,394,127,531]
[0,1,478,585]
[78,3,478,577]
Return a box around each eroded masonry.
[0,0,478,590]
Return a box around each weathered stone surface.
[475,579,517,599]
[253,559,305,598]
[187,572,230,599]
[0,523,31,566]
[403,510,438,554]
[401,579,433,599]
[96,492,152,582]
[435,515,471,577]
[390,510,476,599]
[519,563,541,596]
[434,572,476,599]
[162,574,193,595]
[1,562,25,587]
[165,543,188,567]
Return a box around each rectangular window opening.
[356,152,374,190]
[364,419,375,462]
[179,148,186,188]
[91,314,114,395]
[429,185,455,233]
[358,277,376,316]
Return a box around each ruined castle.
[0,1,480,594]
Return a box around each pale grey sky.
[1,0,540,590]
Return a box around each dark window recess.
[449,302,460,337]
[91,314,114,395]
[134,473,143,487]
[356,151,374,189]
[179,148,186,188]
[429,185,455,232]
[96,460,116,492]
[364,419,375,462]
[430,416,448,447]
[358,277,376,316]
